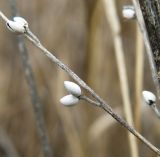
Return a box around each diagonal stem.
[24,28,160,155]
[132,0,160,99]
[0,10,160,156]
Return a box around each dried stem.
[7,1,53,157]
[0,10,160,155]
[149,103,160,119]
[134,24,144,131]
[102,0,138,157]
[25,19,160,157]
[131,0,160,99]
[0,11,8,22]
[80,95,100,106]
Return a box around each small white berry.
[13,17,28,27]
[142,91,156,106]
[122,6,135,19]
[6,20,25,33]
[60,94,79,106]
[6,16,28,34]
[64,81,81,97]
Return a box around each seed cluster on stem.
[0,10,160,156]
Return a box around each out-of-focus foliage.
[0,0,159,157]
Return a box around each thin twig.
[131,0,160,100]
[6,1,53,157]
[25,22,160,156]
[134,24,144,131]
[149,103,160,119]
[0,11,160,155]
[80,95,100,106]
[0,11,8,22]
[102,0,138,157]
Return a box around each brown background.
[0,0,160,157]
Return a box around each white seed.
[60,95,79,106]
[13,17,28,27]
[122,6,135,19]
[64,81,81,97]
[6,16,28,34]
[142,91,156,106]
[6,20,26,33]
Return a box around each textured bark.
[139,0,160,79]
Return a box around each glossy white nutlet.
[142,91,156,106]
[13,17,28,27]
[64,81,81,97]
[6,16,28,33]
[122,6,135,19]
[6,20,25,33]
[60,94,79,106]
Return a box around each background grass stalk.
[102,0,139,157]
[0,9,160,156]
[134,24,144,131]
[7,1,53,156]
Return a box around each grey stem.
[7,1,53,157]
[0,10,160,156]
[24,28,160,155]
[151,104,160,118]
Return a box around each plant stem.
[102,0,138,157]
[25,27,160,155]
[7,1,53,157]
[0,10,160,155]
[134,24,144,131]
[80,95,100,106]
[132,0,160,100]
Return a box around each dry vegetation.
[0,0,160,157]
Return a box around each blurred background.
[0,0,160,157]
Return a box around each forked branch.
[0,10,160,155]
